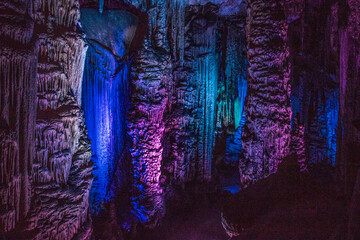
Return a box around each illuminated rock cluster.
[1,0,92,238]
[126,0,171,225]
[1,0,360,238]
[222,0,360,238]
[124,1,248,225]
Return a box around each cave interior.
[0,0,360,239]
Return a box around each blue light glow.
[82,44,130,213]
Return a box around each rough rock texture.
[1,0,93,238]
[126,0,171,226]
[291,115,306,172]
[162,2,247,185]
[240,0,291,186]
[166,3,220,185]
[122,0,247,227]
[227,0,360,238]
[1,0,359,238]
[78,0,246,228]
[0,0,38,232]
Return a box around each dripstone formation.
[1,0,360,239]
[1,0,92,238]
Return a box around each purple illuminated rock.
[240,0,292,186]
[127,0,170,227]
[291,116,306,171]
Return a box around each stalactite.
[34,34,87,188]
[215,16,247,164]
[162,4,221,187]
[193,21,219,180]
[36,0,81,27]
[99,0,104,13]
[82,44,130,214]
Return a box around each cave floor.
[134,204,228,240]
[93,160,347,240]
[133,164,347,240]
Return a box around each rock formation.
[1,0,93,238]
[1,0,360,238]
[80,8,137,214]
[126,0,171,226]
[124,0,247,226]
[240,0,292,186]
[0,0,38,232]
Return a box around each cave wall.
[337,0,360,194]
[2,0,359,237]
[1,0,93,238]
[285,0,360,189]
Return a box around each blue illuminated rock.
[80,8,138,58]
